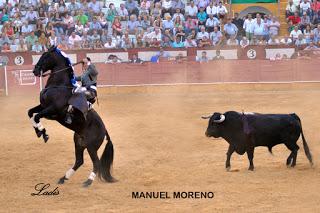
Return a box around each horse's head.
[33,46,59,77]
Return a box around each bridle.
[36,61,83,77]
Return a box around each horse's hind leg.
[83,147,100,187]
[58,134,85,184]
[28,105,43,138]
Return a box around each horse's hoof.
[248,167,254,171]
[58,176,67,184]
[82,179,93,187]
[226,166,231,172]
[43,135,49,143]
[36,130,42,138]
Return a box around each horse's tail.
[99,129,115,182]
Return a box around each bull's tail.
[292,114,313,166]
[99,129,115,182]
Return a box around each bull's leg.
[33,106,56,143]
[226,145,235,171]
[83,147,100,187]
[285,143,300,167]
[28,105,43,138]
[58,136,85,184]
[290,144,300,167]
[246,147,255,171]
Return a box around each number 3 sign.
[14,56,25,65]
[247,49,257,59]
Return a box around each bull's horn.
[213,114,225,123]
[201,115,212,119]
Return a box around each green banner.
[232,0,277,3]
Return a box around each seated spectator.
[63,13,75,36]
[162,0,173,17]
[280,36,293,45]
[121,36,133,49]
[2,22,14,39]
[57,0,68,16]
[240,37,249,48]
[126,0,139,17]
[198,35,212,47]
[174,25,186,41]
[287,12,301,26]
[173,15,184,32]
[295,34,307,46]
[38,32,48,50]
[16,36,28,52]
[130,54,143,63]
[163,14,174,31]
[135,35,145,48]
[186,1,198,19]
[57,34,69,50]
[89,17,102,34]
[153,16,163,29]
[98,12,108,29]
[34,21,45,38]
[206,2,217,17]
[161,36,172,47]
[227,36,239,46]
[217,1,228,19]
[105,54,122,63]
[290,25,303,41]
[127,15,139,35]
[196,51,209,63]
[252,16,265,38]
[75,10,89,26]
[68,0,80,13]
[21,21,33,35]
[304,41,319,50]
[197,25,209,40]
[48,31,58,46]
[52,12,64,36]
[206,14,220,33]
[300,12,311,31]
[0,8,9,24]
[233,13,245,39]
[210,26,223,46]
[150,37,161,47]
[304,25,312,42]
[90,30,101,44]
[163,28,175,42]
[185,15,198,34]
[306,33,315,44]
[184,36,197,47]
[268,16,280,36]
[1,42,11,52]
[32,41,43,53]
[112,17,122,36]
[224,18,238,39]
[118,3,129,21]
[12,13,23,34]
[140,0,150,15]
[286,0,297,18]
[106,3,117,23]
[213,50,225,60]
[197,7,207,26]
[195,0,210,9]
[314,24,320,43]
[38,7,48,25]
[172,0,185,14]
[68,32,82,49]
[171,36,185,48]
[173,8,185,22]
[88,0,102,16]
[151,2,162,18]
[104,37,116,49]
[137,14,150,34]
[25,6,38,24]
[300,0,311,16]
[26,32,38,50]
[268,35,280,45]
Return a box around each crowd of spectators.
[0,0,319,53]
[286,0,320,48]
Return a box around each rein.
[41,61,83,77]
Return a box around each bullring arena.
[0,51,320,212]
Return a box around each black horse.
[28,46,115,187]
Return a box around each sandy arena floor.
[0,86,319,213]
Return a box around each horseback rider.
[65,57,98,124]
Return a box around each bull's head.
[201,112,226,138]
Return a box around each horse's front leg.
[33,106,56,143]
[28,105,44,138]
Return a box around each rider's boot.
[65,105,73,124]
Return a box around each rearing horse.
[28,46,115,187]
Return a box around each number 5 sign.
[14,56,25,65]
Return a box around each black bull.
[202,111,313,171]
